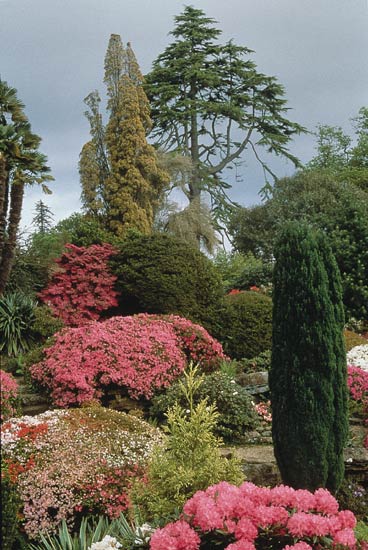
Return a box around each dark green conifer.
[269,222,348,491]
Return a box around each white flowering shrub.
[347,344,368,372]
[1,406,162,539]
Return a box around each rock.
[238,371,269,388]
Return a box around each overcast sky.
[1,0,367,231]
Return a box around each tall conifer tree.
[80,36,168,236]
[269,222,348,492]
[146,6,305,230]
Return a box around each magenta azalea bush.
[150,481,357,550]
[0,369,19,421]
[1,407,162,539]
[347,365,368,408]
[30,314,226,407]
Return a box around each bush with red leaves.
[30,314,226,407]
[39,243,119,326]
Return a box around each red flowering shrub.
[39,243,119,326]
[0,370,18,421]
[30,314,226,407]
[150,481,357,550]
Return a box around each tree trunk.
[0,178,24,295]
[0,154,9,265]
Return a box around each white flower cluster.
[88,535,122,550]
[134,523,155,544]
[347,344,368,372]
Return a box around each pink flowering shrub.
[253,401,272,423]
[39,243,119,326]
[0,369,19,421]
[1,407,162,539]
[347,365,368,421]
[347,365,368,406]
[30,314,226,407]
[158,314,228,370]
[150,481,357,550]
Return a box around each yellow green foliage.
[105,75,168,237]
[130,366,244,520]
[344,329,367,351]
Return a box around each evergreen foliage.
[269,222,348,492]
[111,233,223,330]
[131,366,244,520]
[31,200,54,234]
[216,291,272,360]
[146,6,304,231]
[0,80,53,294]
[80,36,169,237]
[150,370,258,442]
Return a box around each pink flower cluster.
[160,314,228,370]
[150,481,357,550]
[39,243,119,326]
[254,401,272,423]
[0,369,18,421]
[347,365,368,407]
[30,314,226,407]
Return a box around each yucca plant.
[0,292,36,357]
[28,512,150,550]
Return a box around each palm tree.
[0,80,53,294]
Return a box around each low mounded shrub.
[0,406,162,539]
[216,291,272,360]
[150,372,257,442]
[110,233,224,331]
[30,314,226,407]
[150,481,358,550]
[39,243,119,327]
[344,330,367,352]
[0,370,19,422]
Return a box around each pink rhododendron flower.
[150,521,200,550]
[226,541,256,550]
[151,482,358,550]
[283,543,312,550]
[333,528,356,547]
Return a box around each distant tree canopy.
[307,107,368,192]
[80,36,169,237]
[145,6,305,235]
[229,170,368,320]
[0,80,53,294]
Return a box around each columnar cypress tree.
[269,222,348,492]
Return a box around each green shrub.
[31,306,64,343]
[1,466,22,550]
[131,366,244,520]
[110,233,224,331]
[150,371,257,442]
[0,292,37,357]
[238,349,272,373]
[216,291,272,360]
